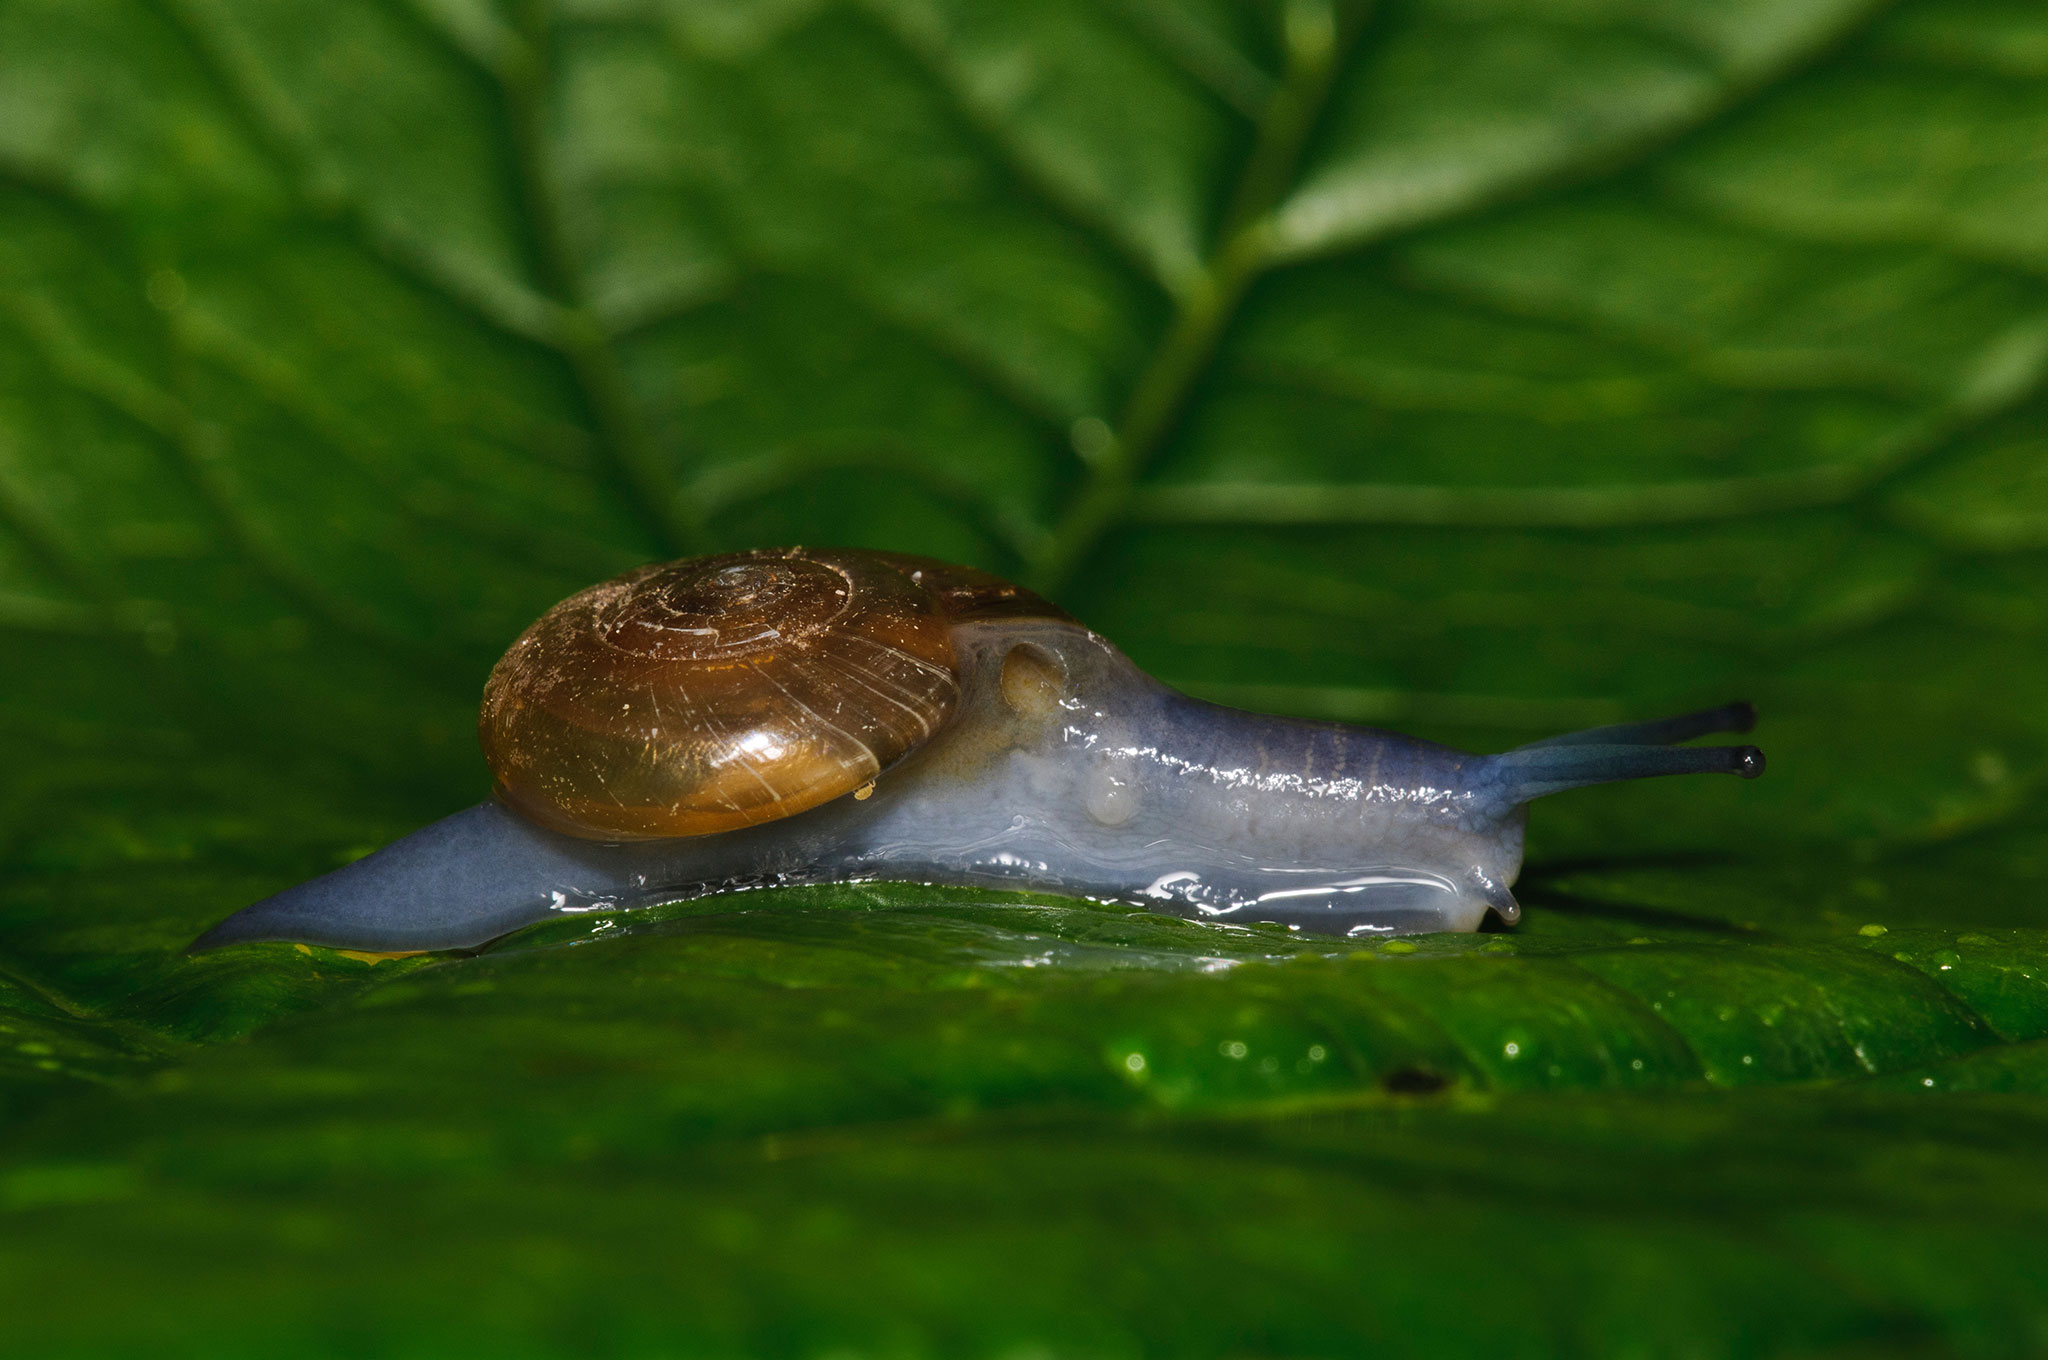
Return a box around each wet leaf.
[4,0,2048,1352]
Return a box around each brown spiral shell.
[479,548,1064,840]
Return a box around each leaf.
[4,0,2048,1352]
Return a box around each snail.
[193,548,1764,953]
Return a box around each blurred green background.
[5,0,2048,1354]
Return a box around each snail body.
[195,549,1764,953]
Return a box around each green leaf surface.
[5,0,2048,1353]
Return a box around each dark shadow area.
[1518,850,1739,881]
[1515,886,1760,937]
[1382,1067,1451,1096]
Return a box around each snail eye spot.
[1000,644,1065,721]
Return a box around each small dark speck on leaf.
[1383,1067,1451,1096]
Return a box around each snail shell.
[479,548,1063,840]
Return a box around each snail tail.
[187,801,614,953]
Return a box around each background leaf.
[5,0,2048,1353]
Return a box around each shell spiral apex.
[479,547,992,840]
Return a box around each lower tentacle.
[1483,741,1764,810]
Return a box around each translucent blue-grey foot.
[187,801,629,953]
